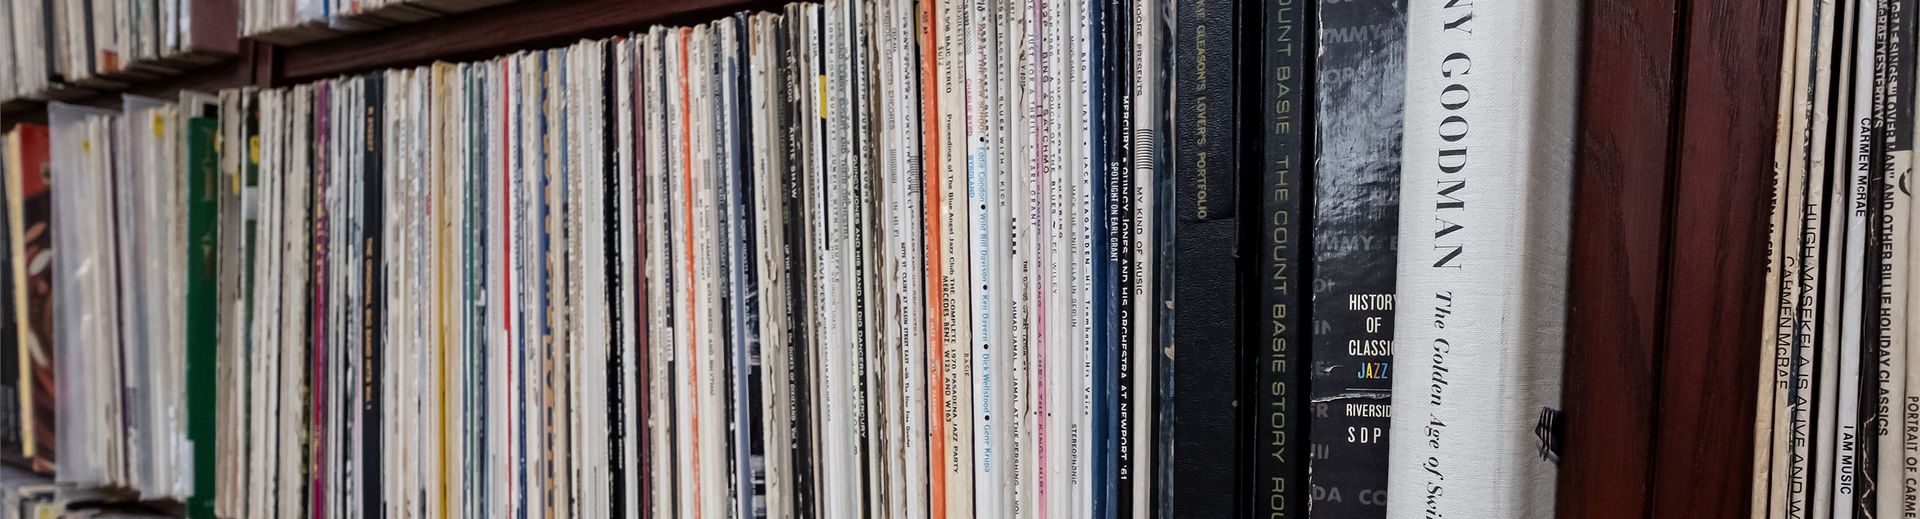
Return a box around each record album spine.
[777,12,819,517]
[1168,0,1244,514]
[847,5,879,515]
[919,0,953,514]
[1908,68,1920,519]
[643,30,679,517]
[936,0,977,514]
[1783,0,1841,512]
[184,115,221,519]
[1000,1,1034,515]
[1754,3,1803,513]
[0,131,19,467]
[1086,0,1114,508]
[1823,0,1875,514]
[1035,0,1065,512]
[2,123,52,476]
[1304,0,1405,517]
[310,82,331,519]
[961,0,1000,511]
[1073,0,1098,509]
[1765,0,1817,515]
[893,0,932,511]
[1879,0,1918,512]
[1385,0,1580,516]
[1107,0,1135,510]
[729,16,770,518]
[611,36,635,519]
[1254,0,1312,515]
[359,73,384,519]
[1132,0,1170,515]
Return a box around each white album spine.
[1823,0,1874,514]
[966,0,1004,510]
[1385,1,1581,517]
[1750,1,1799,512]
[1072,0,1094,509]
[936,0,978,514]
[1127,0,1160,513]
[892,0,931,512]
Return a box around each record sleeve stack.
[0,0,1598,516]
[1747,0,1920,516]
[34,93,223,516]
[0,0,237,104]
[213,0,1169,513]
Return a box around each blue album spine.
[1087,0,1114,512]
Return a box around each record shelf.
[0,0,1789,517]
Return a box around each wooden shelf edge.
[276,0,789,82]
[2,43,259,126]
[6,0,786,120]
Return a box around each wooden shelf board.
[2,49,254,126]
[277,0,789,83]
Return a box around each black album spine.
[1168,0,1244,514]
[1150,0,1178,511]
[360,73,385,519]
[1108,0,1137,510]
[1305,0,1403,516]
[776,10,818,516]
[1250,0,1310,514]
[734,14,772,517]
[1860,0,1899,514]
[603,39,628,519]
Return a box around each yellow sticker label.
[152,114,165,138]
[818,75,827,119]
[249,136,261,163]
[81,140,90,154]
[218,133,240,194]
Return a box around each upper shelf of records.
[0,0,786,117]
[0,0,238,107]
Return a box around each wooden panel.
[1557,0,1682,515]
[277,0,788,82]
[188,0,242,55]
[1649,0,1787,516]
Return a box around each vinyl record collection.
[45,93,222,505]
[0,0,236,103]
[0,0,1593,516]
[215,2,1150,514]
[1748,0,1920,516]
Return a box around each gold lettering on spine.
[1262,0,1300,514]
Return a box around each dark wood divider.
[1559,0,1682,514]
[1652,0,1784,514]
[1560,0,1786,517]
